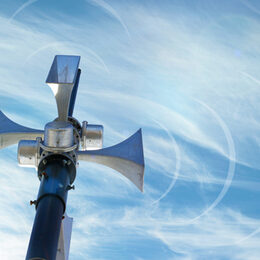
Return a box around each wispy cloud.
[86,0,130,38]
[0,0,259,259]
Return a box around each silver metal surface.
[56,214,73,260]
[0,110,44,150]
[46,55,80,121]
[40,142,78,153]
[77,129,145,192]
[81,121,103,150]
[44,121,74,148]
[17,138,41,168]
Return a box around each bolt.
[66,185,75,191]
[42,159,47,165]
[30,200,37,206]
[42,172,48,179]
[67,160,71,166]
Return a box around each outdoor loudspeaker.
[77,129,145,191]
[0,110,43,150]
[0,110,145,191]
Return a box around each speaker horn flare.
[77,129,145,191]
[0,110,43,150]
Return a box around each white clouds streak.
[0,1,259,259]
[86,0,130,38]
[8,0,38,23]
[72,204,260,260]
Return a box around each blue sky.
[0,0,260,259]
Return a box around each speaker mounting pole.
[0,55,145,260]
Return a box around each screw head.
[67,160,71,165]
[66,185,75,191]
[42,159,47,165]
[30,200,36,205]
[42,172,48,179]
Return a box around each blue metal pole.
[26,154,75,260]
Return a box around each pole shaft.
[26,155,74,260]
[25,196,64,260]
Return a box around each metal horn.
[46,55,80,122]
[77,129,145,192]
[0,110,43,150]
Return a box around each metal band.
[39,142,78,153]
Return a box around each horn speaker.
[0,110,43,150]
[77,129,145,191]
